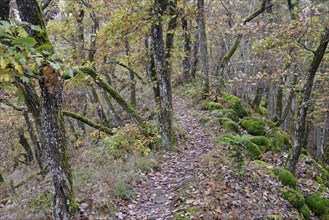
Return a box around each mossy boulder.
[278,169,297,189]
[222,93,248,118]
[305,194,329,216]
[201,100,223,111]
[246,142,261,159]
[300,204,311,220]
[266,214,284,220]
[253,160,277,176]
[211,109,239,122]
[251,136,271,151]
[218,118,240,133]
[241,118,266,136]
[280,187,305,209]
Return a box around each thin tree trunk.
[286,24,329,175]
[252,84,264,108]
[197,0,210,97]
[182,15,192,83]
[190,24,199,81]
[18,130,33,165]
[125,36,137,107]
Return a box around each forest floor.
[114,94,303,220]
[1,87,327,219]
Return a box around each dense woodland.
[0,0,329,219]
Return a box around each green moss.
[278,169,297,189]
[266,214,284,220]
[260,106,268,116]
[199,116,212,124]
[316,176,324,184]
[241,118,266,136]
[222,93,248,118]
[301,148,309,156]
[218,118,240,133]
[305,194,329,216]
[251,136,271,151]
[201,100,223,110]
[280,188,305,209]
[318,166,329,181]
[246,142,261,159]
[273,167,280,176]
[268,129,291,152]
[253,160,276,176]
[300,204,311,220]
[211,109,239,122]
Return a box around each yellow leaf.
[14,62,24,74]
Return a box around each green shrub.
[241,118,266,136]
[305,194,329,216]
[201,100,223,110]
[280,188,305,209]
[218,118,240,133]
[278,169,297,189]
[211,109,239,122]
[245,142,261,159]
[300,204,311,220]
[251,136,271,151]
[222,93,248,118]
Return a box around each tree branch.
[62,110,113,135]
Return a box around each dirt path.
[115,96,215,220]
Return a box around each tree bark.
[286,24,329,175]
[197,0,210,97]
[16,0,78,219]
[182,15,192,83]
[18,130,33,164]
[151,0,175,146]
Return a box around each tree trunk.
[16,0,78,218]
[286,24,329,175]
[182,15,192,83]
[197,0,210,97]
[125,36,137,107]
[252,84,264,109]
[190,24,199,81]
[18,130,33,165]
[151,0,175,146]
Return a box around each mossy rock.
[211,109,239,122]
[241,118,266,136]
[305,194,329,216]
[246,142,261,159]
[280,187,305,209]
[251,136,271,151]
[300,204,311,220]
[278,169,297,189]
[201,100,223,110]
[199,116,212,124]
[266,214,284,220]
[253,160,277,176]
[222,93,248,118]
[218,118,240,133]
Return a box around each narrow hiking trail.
[115,95,216,220]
